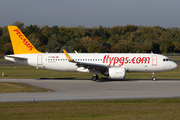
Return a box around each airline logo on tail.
[8,26,41,54]
[13,29,34,51]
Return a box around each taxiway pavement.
[0,79,180,102]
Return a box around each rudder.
[8,26,41,54]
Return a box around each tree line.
[0,21,180,55]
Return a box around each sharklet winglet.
[63,49,73,62]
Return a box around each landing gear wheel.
[92,76,97,81]
[92,75,99,81]
[152,72,156,81]
[152,77,156,81]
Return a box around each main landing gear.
[152,72,156,81]
[92,75,99,81]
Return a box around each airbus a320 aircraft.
[5,26,177,81]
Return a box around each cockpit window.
[163,58,171,62]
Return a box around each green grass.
[168,56,180,61]
[0,82,49,93]
[0,66,100,79]
[0,58,6,62]
[0,98,180,120]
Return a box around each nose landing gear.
[152,72,156,81]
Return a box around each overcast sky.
[0,0,180,28]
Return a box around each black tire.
[92,76,97,81]
[152,77,156,81]
[92,75,99,81]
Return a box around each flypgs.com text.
[14,29,34,51]
[103,55,150,66]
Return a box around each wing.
[63,49,108,74]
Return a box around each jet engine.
[109,67,126,79]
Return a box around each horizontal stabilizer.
[5,55,27,60]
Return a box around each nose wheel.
[92,75,99,81]
[152,72,156,81]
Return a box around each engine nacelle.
[109,67,126,79]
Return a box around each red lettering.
[103,55,107,63]
[113,57,119,66]
[19,35,23,39]
[22,38,26,43]
[13,29,35,51]
[119,57,124,66]
[102,56,150,66]
[24,41,29,45]
[132,57,136,64]
[125,57,129,64]
[136,57,141,64]
[14,29,21,35]
[106,55,109,63]
[109,57,114,66]
[28,46,34,51]
[141,57,150,64]
[27,44,31,47]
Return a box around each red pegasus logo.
[13,29,34,51]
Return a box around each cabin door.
[152,55,157,66]
[37,55,43,65]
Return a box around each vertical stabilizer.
[8,26,41,54]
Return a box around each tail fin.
[8,26,41,54]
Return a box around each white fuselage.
[5,53,177,73]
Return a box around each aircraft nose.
[172,62,178,69]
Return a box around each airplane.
[5,26,177,81]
